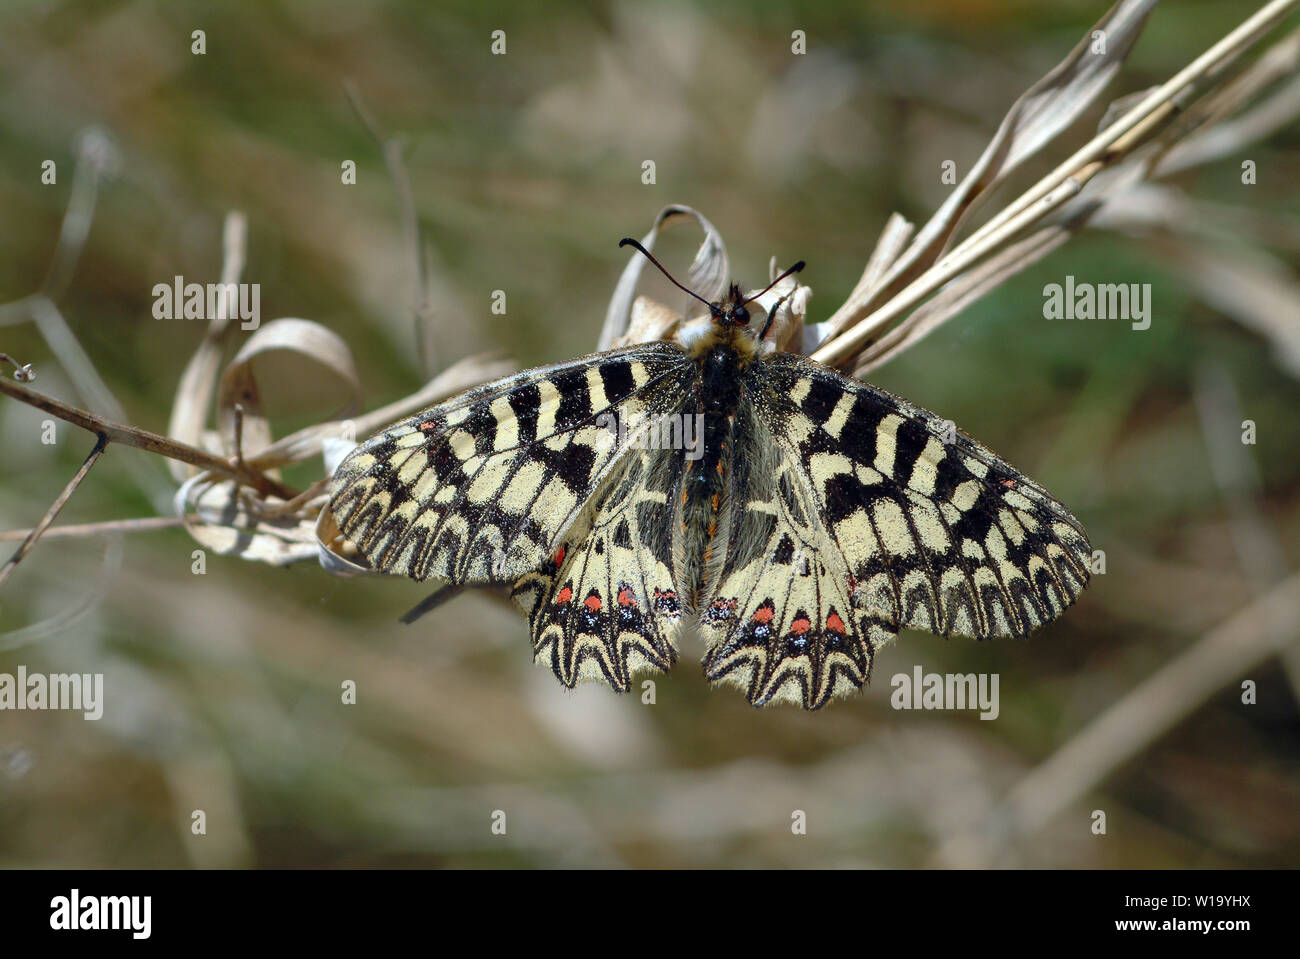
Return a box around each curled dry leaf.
[604,208,812,352]
[177,473,326,567]
[167,212,248,480]
[614,296,682,348]
[599,204,729,349]
[183,341,516,566]
[173,312,363,562]
[750,272,812,355]
[215,317,361,463]
[314,504,372,577]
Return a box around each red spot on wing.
[418,420,439,433]
[584,594,602,612]
[617,587,637,607]
[790,616,811,635]
[751,603,774,625]
[555,585,573,605]
[552,546,566,567]
[826,612,847,634]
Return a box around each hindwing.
[700,401,898,708]
[511,445,687,691]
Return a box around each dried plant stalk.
[811,0,1300,373]
[0,433,107,588]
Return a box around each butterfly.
[328,239,1092,709]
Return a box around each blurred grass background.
[1,0,1298,867]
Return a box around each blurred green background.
[1,0,1298,867]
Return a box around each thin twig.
[0,353,35,382]
[232,402,246,469]
[255,478,331,518]
[0,516,191,543]
[0,433,109,588]
[0,376,296,499]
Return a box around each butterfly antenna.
[742,259,806,307]
[758,291,796,342]
[619,238,715,311]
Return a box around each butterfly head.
[618,238,804,340]
[711,284,752,328]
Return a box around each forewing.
[329,343,693,583]
[512,444,687,692]
[749,353,1092,641]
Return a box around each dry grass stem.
[0,516,190,543]
[812,0,1300,372]
[0,432,108,588]
[0,376,295,498]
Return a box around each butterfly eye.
[731,305,750,326]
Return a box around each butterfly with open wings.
[328,239,1091,709]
